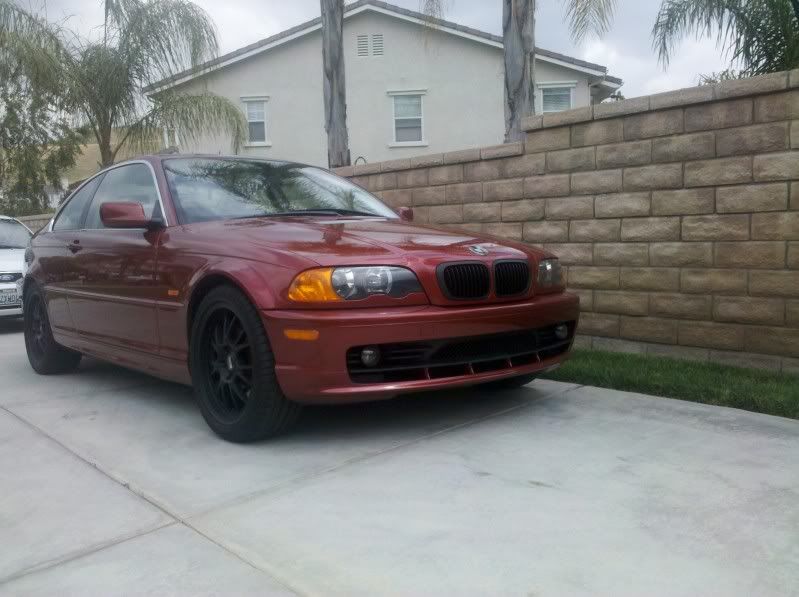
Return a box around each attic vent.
[357,34,369,56]
[372,33,384,55]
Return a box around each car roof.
[117,154,314,170]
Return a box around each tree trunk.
[97,125,114,168]
[320,0,351,168]
[502,0,536,143]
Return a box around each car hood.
[199,216,552,267]
[0,248,25,273]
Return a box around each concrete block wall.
[336,70,799,374]
[16,213,53,233]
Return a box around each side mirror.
[100,202,160,230]
[397,206,414,221]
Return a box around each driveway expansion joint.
[0,403,307,596]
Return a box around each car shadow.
[0,317,24,334]
[40,357,544,444]
[293,387,531,440]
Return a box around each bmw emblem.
[468,245,489,256]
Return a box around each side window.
[52,176,103,231]
[541,87,573,113]
[84,164,160,229]
[392,94,423,143]
[243,98,268,144]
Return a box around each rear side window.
[52,176,102,231]
[84,164,161,229]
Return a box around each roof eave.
[145,0,615,95]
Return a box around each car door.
[36,175,104,335]
[66,163,163,353]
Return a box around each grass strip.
[542,349,799,420]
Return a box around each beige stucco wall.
[173,10,601,166]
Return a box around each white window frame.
[387,89,427,148]
[241,95,271,147]
[538,81,577,114]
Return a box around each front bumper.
[262,292,579,403]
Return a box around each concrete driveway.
[1,319,798,596]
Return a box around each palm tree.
[320,0,350,168]
[653,0,799,76]
[0,0,246,169]
[317,0,616,164]
[424,0,617,143]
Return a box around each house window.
[243,98,268,144]
[392,94,423,143]
[541,87,573,113]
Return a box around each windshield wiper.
[267,209,381,218]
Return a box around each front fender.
[186,259,288,311]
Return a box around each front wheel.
[189,286,301,442]
[24,286,82,374]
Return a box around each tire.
[481,373,537,390]
[189,286,301,442]
[24,286,82,374]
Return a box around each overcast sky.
[32,0,730,98]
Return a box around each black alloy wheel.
[203,308,253,423]
[23,286,82,374]
[28,295,47,361]
[190,286,301,442]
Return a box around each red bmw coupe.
[23,156,578,441]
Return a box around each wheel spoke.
[202,307,255,423]
[229,380,247,405]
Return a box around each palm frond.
[564,0,618,42]
[109,0,219,87]
[419,0,447,23]
[0,0,67,92]
[652,0,799,75]
[119,91,246,158]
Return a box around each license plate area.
[0,288,20,306]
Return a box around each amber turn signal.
[287,268,343,302]
[284,329,320,341]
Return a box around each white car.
[0,215,32,317]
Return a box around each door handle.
[68,240,83,254]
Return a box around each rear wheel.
[24,286,82,374]
[481,373,537,390]
[189,286,301,442]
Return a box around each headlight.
[537,259,562,287]
[288,266,423,302]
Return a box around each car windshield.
[163,158,398,224]
[0,219,32,249]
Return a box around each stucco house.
[147,0,621,167]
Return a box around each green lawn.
[542,349,799,420]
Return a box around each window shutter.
[372,33,384,56]
[357,35,368,56]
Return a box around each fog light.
[554,324,569,340]
[361,346,381,367]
